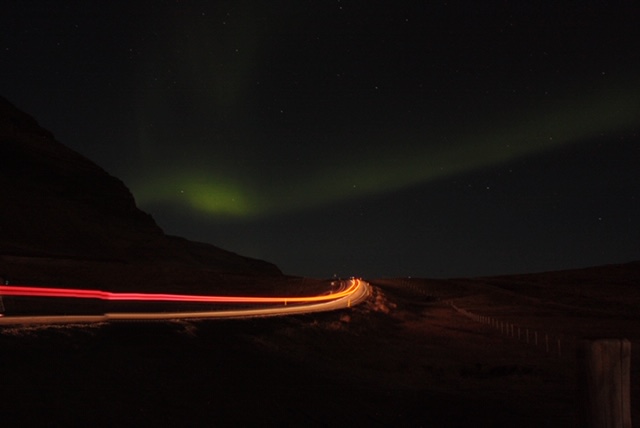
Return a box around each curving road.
[0,278,370,325]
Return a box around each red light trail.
[0,279,362,304]
[0,279,369,325]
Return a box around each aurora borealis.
[2,1,639,277]
[132,83,639,218]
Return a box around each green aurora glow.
[123,4,640,222]
[130,81,639,219]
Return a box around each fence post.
[557,338,562,358]
[577,339,631,428]
[545,334,549,353]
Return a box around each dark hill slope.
[0,96,280,279]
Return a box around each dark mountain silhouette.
[0,96,281,285]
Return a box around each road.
[0,278,370,325]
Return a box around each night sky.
[2,1,639,278]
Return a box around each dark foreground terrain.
[2,261,639,427]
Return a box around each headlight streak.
[0,280,369,325]
[0,279,361,304]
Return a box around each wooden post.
[545,334,549,353]
[577,339,631,428]
[557,338,562,358]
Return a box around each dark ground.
[2,262,639,427]
[0,315,566,428]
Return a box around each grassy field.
[1,262,639,426]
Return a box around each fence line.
[393,281,634,427]
[450,303,574,358]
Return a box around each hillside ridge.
[0,96,281,283]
